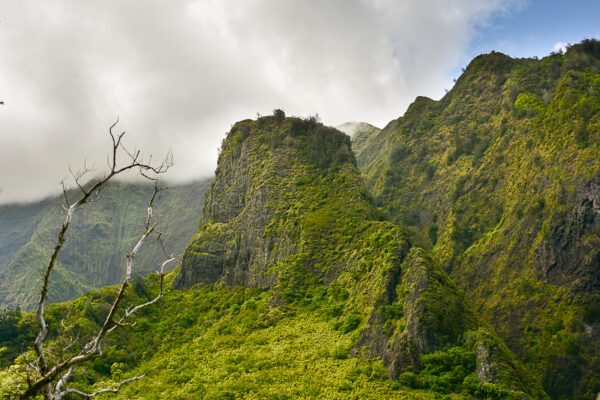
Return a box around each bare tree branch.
[16,120,174,399]
[59,374,145,399]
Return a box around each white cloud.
[0,0,521,203]
[553,41,568,53]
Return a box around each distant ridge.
[0,178,211,309]
[335,121,380,137]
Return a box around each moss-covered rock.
[174,116,366,289]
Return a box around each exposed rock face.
[535,172,600,293]
[353,248,539,396]
[173,116,355,289]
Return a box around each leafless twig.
[16,119,174,399]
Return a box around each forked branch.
[17,120,175,399]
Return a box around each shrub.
[390,143,409,163]
[155,321,169,334]
[379,304,403,320]
[530,198,546,215]
[272,108,286,122]
[132,274,149,297]
[341,313,361,333]
[515,92,545,116]
[398,372,419,388]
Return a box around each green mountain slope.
[337,122,382,176]
[172,115,544,397]
[1,115,545,399]
[354,39,600,399]
[0,179,211,309]
[4,40,598,399]
[1,273,534,400]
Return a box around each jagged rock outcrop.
[174,116,357,289]
[353,248,546,398]
[535,172,600,293]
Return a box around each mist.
[0,0,520,203]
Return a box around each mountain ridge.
[2,40,600,399]
[0,178,211,309]
[353,39,600,399]
[172,113,546,398]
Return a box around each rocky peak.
[174,115,358,289]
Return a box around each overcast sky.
[0,0,598,203]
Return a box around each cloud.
[553,41,568,53]
[0,0,520,203]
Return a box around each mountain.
[1,115,545,399]
[173,115,544,397]
[2,40,599,400]
[336,121,380,138]
[0,179,212,309]
[336,122,382,177]
[353,39,600,399]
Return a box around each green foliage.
[417,347,476,394]
[582,300,600,324]
[353,39,600,399]
[529,198,546,215]
[0,179,212,310]
[379,304,403,320]
[0,307,35,368]
[272,108,286,123]
[0,279,448,399]
[396,347,516,399]
[514,92,545,117]
[341,313,361,333]
[132,274,149,297]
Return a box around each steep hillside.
[4,40,598,398]
[0,272,541,400]
[0,179,211,309]
[355,39,600,399]
[2,114,545,399]
[336,121,380,139]
[175,116,361,289]
[171,115,544,397]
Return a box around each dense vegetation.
[0,179,211,309]
[354,39,600,399]
[1,40,599,399]
[1,114,547,399]
[0,268,541,399]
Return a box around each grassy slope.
[354,40,600,399]
[0,179,211,309]
[346,123,383,180]
[0,273,539,400]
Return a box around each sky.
[0,0,598,203]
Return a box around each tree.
[6,119,175,399]
[272,108,285,123]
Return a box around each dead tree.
[11,119,175,399]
